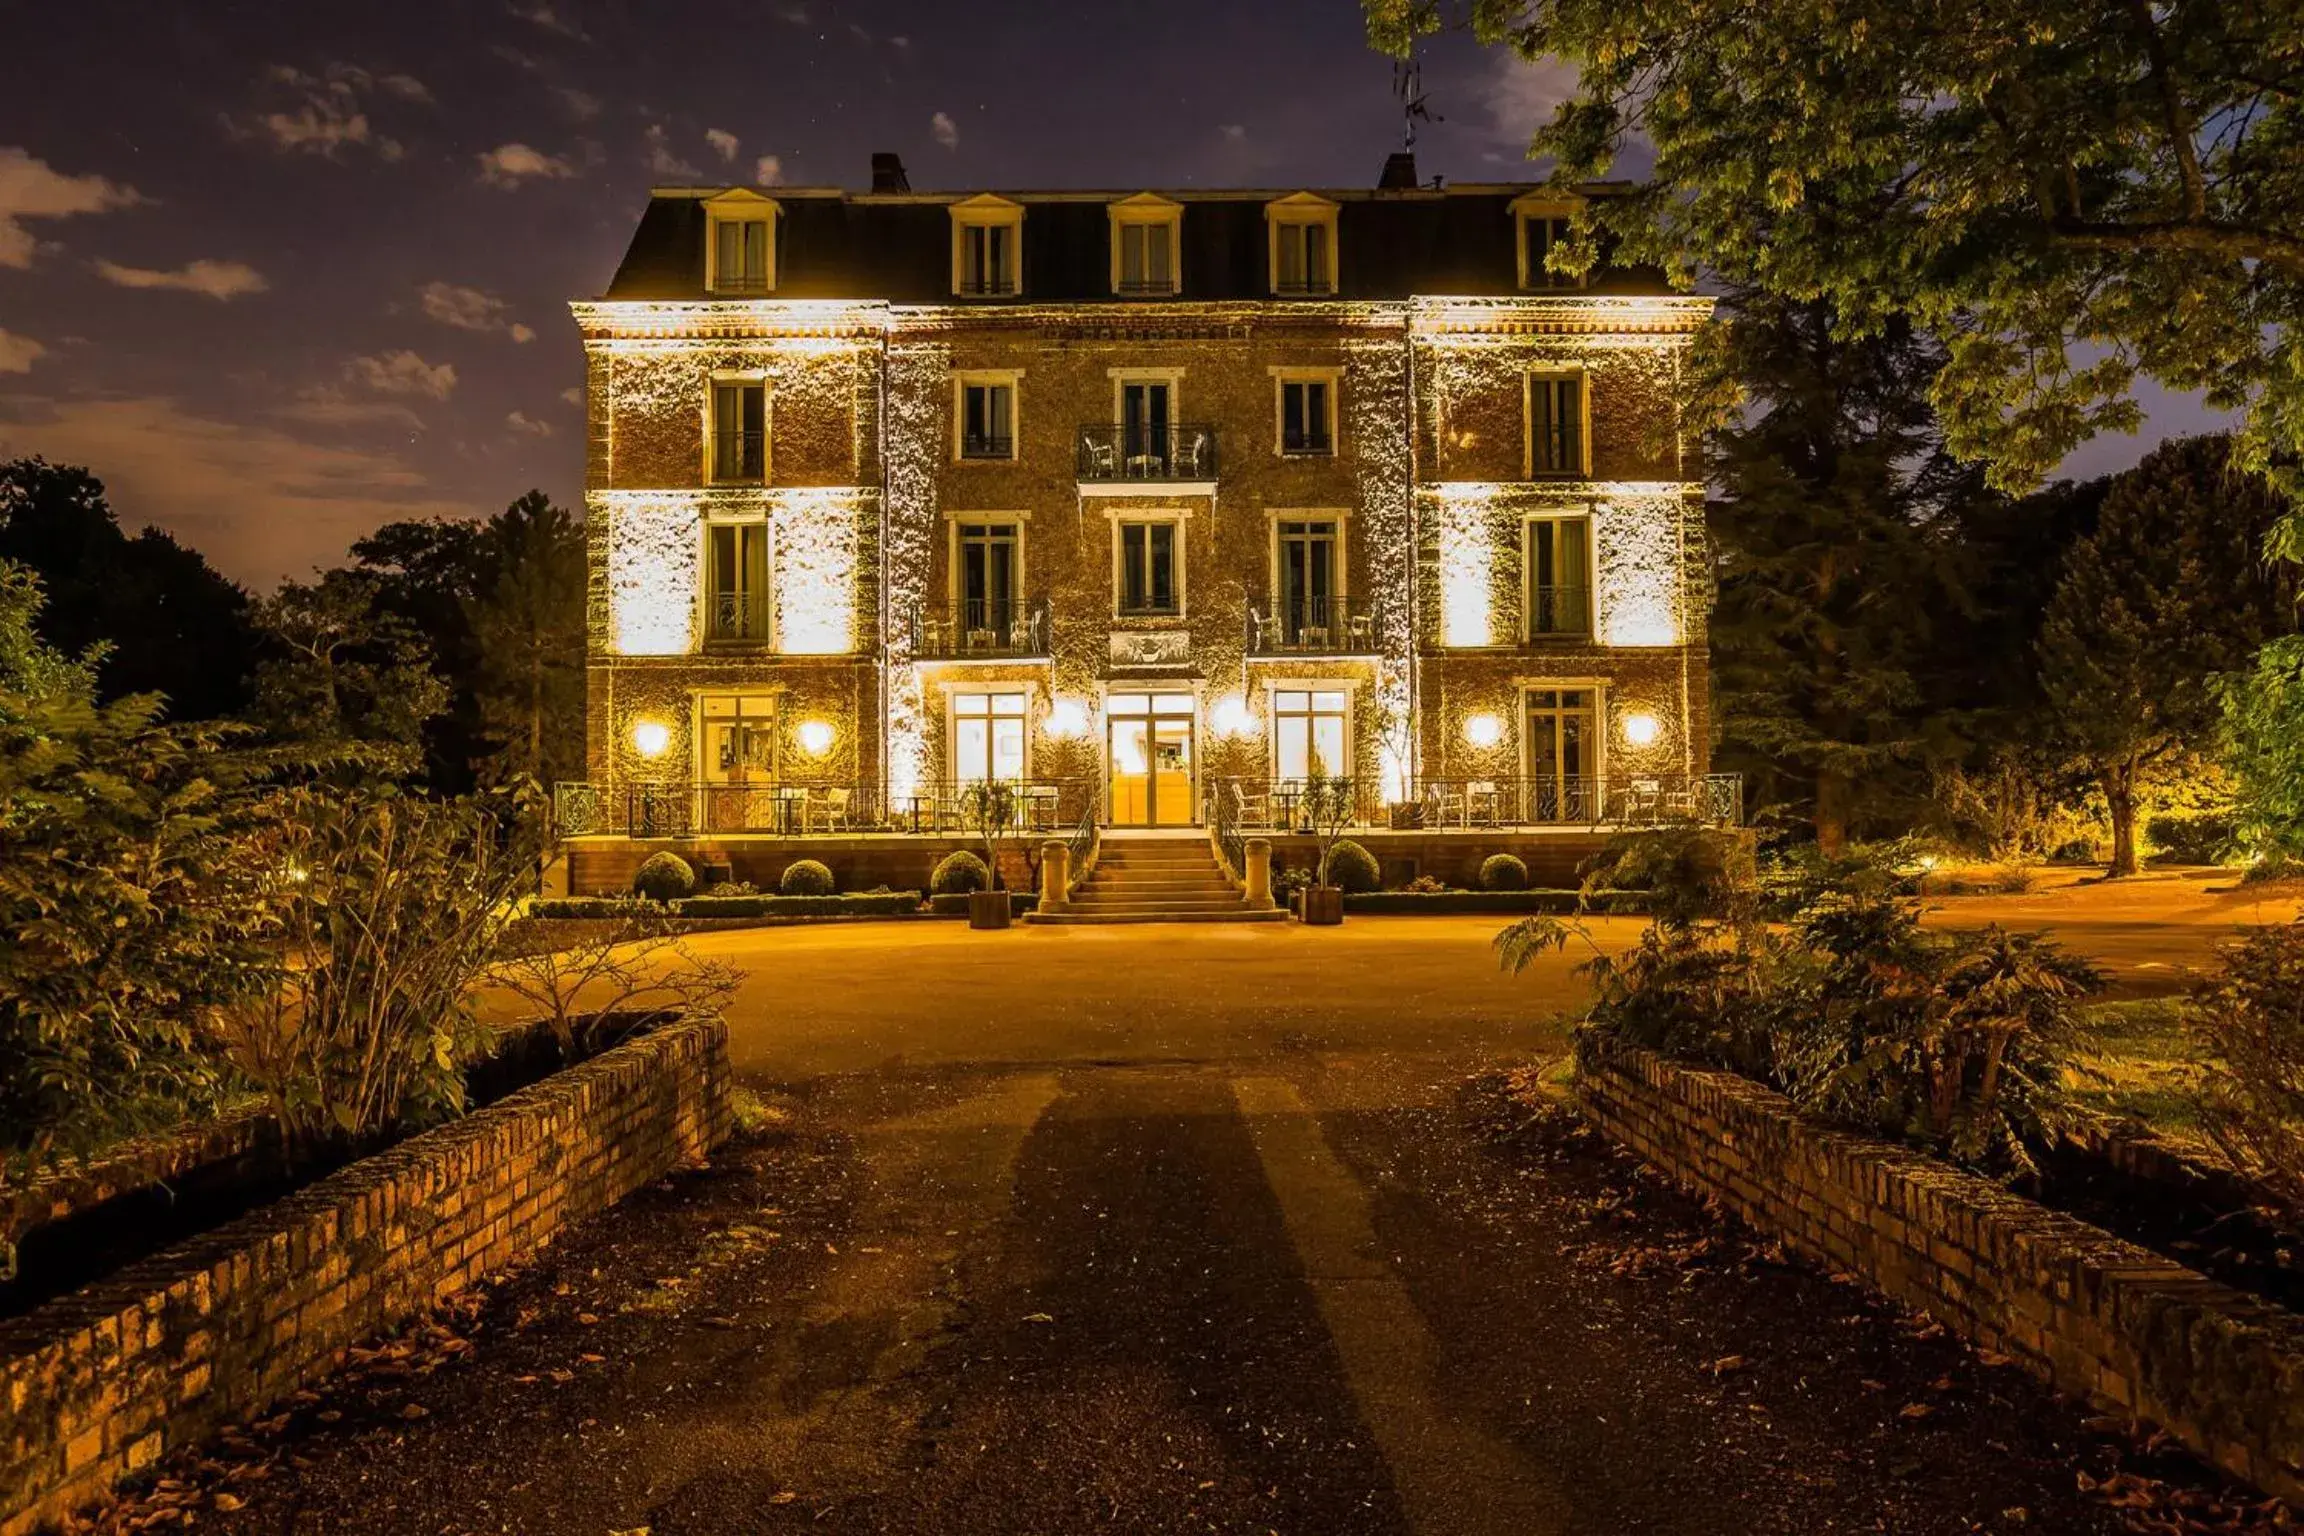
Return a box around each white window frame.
[1510,193,1586,293]
[1109,193,1183,297]
[693,690,782,784]
[943,511,1030,607]
[944,685,1033,784]
[1516,678,1609,783]
[703,371,769,485]
[952,369,1022,462]
[703,189,779,295]
[1108,507,1191,620]
[1521,511,1594,640]
[1266,507,1351,612]
[1270,366,1341,456]
[699,513,773,649]
[1265,682,1356,783]
[1523,368,1591,479]
[949,194,1025,297]
[1265,192,1339,296]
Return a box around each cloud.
[890,35,911,50]
[929,111,959,150]
[235,64,407,160]
[95,258,269,300]
[277,387,426,434]
[510,2,589,41]
[1219,123,1247,142]
[345,350,456,400]
[643,124,698,179]
[773,4,809,24]
[705,128,739,163]
[477,142,575,187]
[418,280,535,343]
[755,154,784,187]
[0,147,141,268]
[0,395,473,586]
[560,386,583,406]
[1482,54,1580,146]
[507,410,554,438]
[0,329,45,373]
[554,86,602,120]
[378,73,433,104]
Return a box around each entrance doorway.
[1107,691,1195,826]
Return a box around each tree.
[0,457,257,719]
[2215,635,2304,865]
[1367,2,2304,531]
[2036,436,2297,875]
[1705,292,1974,851]
[248,569,447,778]
[465,493,586,787]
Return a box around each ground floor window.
[699,694,778,783]
[1107,691,1195,826]
[952,690,1028,782]
[1272,688,1349,782]
[1524,687,1598,820]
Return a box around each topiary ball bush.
[632,851,696,904]
[1479,853,1529,892]
[779,858,836,896]
[1324,838,1380,893]
[930,850,991,895]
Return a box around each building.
[558,151,1730,895]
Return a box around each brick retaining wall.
[0,1018,732,1534]
[1577,1040,2304,1504]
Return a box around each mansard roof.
[596,182,1674,303]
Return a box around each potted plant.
[961,780,1018,930]
[1297,765,1356,925]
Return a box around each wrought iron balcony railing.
[705,589,771,644]
[1202,772,1745,833]
[710,430,765,482]
[1526,584,1592,639]
[1117,276,1179,297]
[1075,424,1219,482]
[910,596,1051,661]
[959,433,1014,460]
[1247,594,1377,655]
[956,275,1019,297]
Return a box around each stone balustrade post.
[1039,839,1071,911]
[1244,838,1275,910]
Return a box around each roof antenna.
[1391,53,1445,189]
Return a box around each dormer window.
[950,195,1024,297]
[1266,193,1339,297]
[1512,195,1587,292]
[704,190,779,295]
[1109,194,1181,297]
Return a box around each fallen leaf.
[1709,1354,1749,1376]
[1022,1312,1055,1324]
[399,1403,428,1421]
[213,1493,245,1512]
[768,1491,799,1505]
[1897,1402,1933,1421]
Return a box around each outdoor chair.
[1466,779,1501,827]
[1179,431,1210,477]
[817,786,852,832]
[1084,440,1117,478]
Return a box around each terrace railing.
[910,595,1051,661]
[1245,594,1377,656]
[1075,424,1219,482]
[1203,772,1743,833]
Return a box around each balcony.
[1247,594,1377,656]
[1525,584,1592,640]
[555,777,1098,839]
[1076,424,1218,483]
[710,430,765,483]
[911,596,1051,661]
[705,589,771,645]
[1203,773,1745,834]
[958,433,1014,461]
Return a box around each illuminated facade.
[570,157,1720,845]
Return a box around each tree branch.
[2126,0,2208,220]
[2047,216,2304,269]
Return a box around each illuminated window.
[1523,516,1591,637]
[1272,689,1350,782]
[1525,687,1599,802]
[1110,194,1181,296]
[1266,193,1339,296]
[1116,519,1181,616]
[710,379,766,482]
[1274,518,1341,642]
[955,520,1021,634]
[951,195,1024,297]
[1525,372,1587,477]
[704,190,778,295]
[704,522,770,643]
[957,376,1016,459]
[1274,371,1336,455]
[699,694,777,784]
[952,690,1028,782]
[1517,213,1581,291]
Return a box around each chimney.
[1378,151,1419,190]
[870,152,910,193]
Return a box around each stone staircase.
[1024,834,1289,925]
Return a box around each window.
[1273,689,1350,782]
[1518,213,1580,291]
[952,691,1028,783]
[699,695,777,784]
[1117,520,1180,616]
[704,192,778,294]
[1524,517,1591,637]
[1266,194,1339,295]
[955,520,1021,634]
[710,379,766,482]
[1525,687,1599,819]
[950,196,1024,296]
[958,378,1016,459]
[1276,375,1335,455]
[1275,518,1340,640]
[705,523,770,644]
[1526,372,1586,477]
[1110,196,1182,296]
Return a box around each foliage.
[930,850,990,895]
[1325,838,1381,894]
[631,851,696,904]
[483,914,740,1061]
[1298,765,1362,887]
[2147,810,2236,866]
[0,561,277,1178]
[2037,437,2297,876]
[1478,853,1528,892]
[2218,635,2304,866]
[1366,1,2304,534]
[673,892,921,918]
[209,785,543,1150]
[1271,863,1314,906]
[2191,927,2304,1226]
[0,457,257,721]
[960,781,1017,890]
[249,569,447,779]
[778,858,835,896]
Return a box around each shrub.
[2193,926,2304,1226]
[632,851,697,903]
[1479,853,1529,891]
[930,850,990,895]
[1400,874,1450,893]
[484,912,739,1061]
[1324,838,1380,893]
[2147,810,2235,866]
[1272,864,1314,905]
[779,858,835,896]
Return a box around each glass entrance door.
[698,694,779,832]
[1121,381,1171,475]
[1107,692,1195,826]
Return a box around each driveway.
[164,908,2279,1536]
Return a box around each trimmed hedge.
[530,892,923,920]
[927,891,1040,916]
[1343,889,1652,915]
[930,850,991,894]
[779,858,836,895]
[1479,853,1529,891]
[1325,838,1381,893]
[632,851,696,902]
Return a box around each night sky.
[0,0,2221,589]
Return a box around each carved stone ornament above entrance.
[1107,630,1191,668]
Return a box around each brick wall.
[1578,1041,2304,1504]
[0,1019,732,1535]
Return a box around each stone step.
[1077,877,1234,893]
[1066,897,1255,914]
[1023,908,1290,926]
